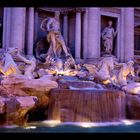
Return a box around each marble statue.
[101,21,118,54]
[122,82,140,94]
[7,47,36,79]
[24,56,36,79]
[40,11,70,58]
[0,51,20,76]
[112,60,135,87]
[39,11,76,71]
[34,37,50,63]
[83,57,135,89]
[94,57,115,84]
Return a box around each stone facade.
[0,7,140,63]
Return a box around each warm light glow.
[121,120,134,125]
[77,122,95,128]
[62,122,122,128]
[25,126,37,129]
[45,68,78,76]
[24,121,135,129]
[0,66,17,76]
[103,79,111,84]
[55,69,77,76]
[111,75,116,81]
[42,120,61,127]
[131,87,140,94]
[56,69,70,76]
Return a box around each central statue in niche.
[101,20,118,55]
[35,11,76,71]
[40,11,70,58]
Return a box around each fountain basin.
[58,80,96,89]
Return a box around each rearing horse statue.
[94,57,115,84]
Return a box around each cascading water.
[48,84,126,122]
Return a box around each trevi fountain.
[0,9,140,133]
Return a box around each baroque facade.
[0,7,140,63]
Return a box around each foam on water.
[26,119,137,128]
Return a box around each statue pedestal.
[85,58,100,65]
[102,54,116,58]
[100,54,119,62]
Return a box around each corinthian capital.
[75,8,86,13]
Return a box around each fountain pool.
[1,120,140,133]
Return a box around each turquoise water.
[1,120,140,133]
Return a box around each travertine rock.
[122,82,140,94]
[1,74,58,107]
[0,96,6,114]
[0,96,37,125]
[5,96,38,125]
[1,74,58,93]
[16,96,37,109]
[126,94,140,119]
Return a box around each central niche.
[101,15,118,56]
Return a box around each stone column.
[87,8,100,60]
[27,7,34,55]
[2,8,11,49]
[82,9,88,59]
[75,10,81,61]
[123,8,134,62]
[120,8,125,62]
[63,11,68,46]
[10,8,26,52]
[34,9,38,43]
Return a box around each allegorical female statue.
[40,11,70,58]
[101,20,118,55]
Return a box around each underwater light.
[25,126,37,129]
[76,122,96,128]
[42,120,61,127]
[72,122,123,128]
[121,120,134,125]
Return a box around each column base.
[100,55,119,62]
[75,58,83,64]
[26,54,35,59]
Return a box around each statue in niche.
[40,11,70,58]
[101,20,118,55]
[35,10,76,71]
